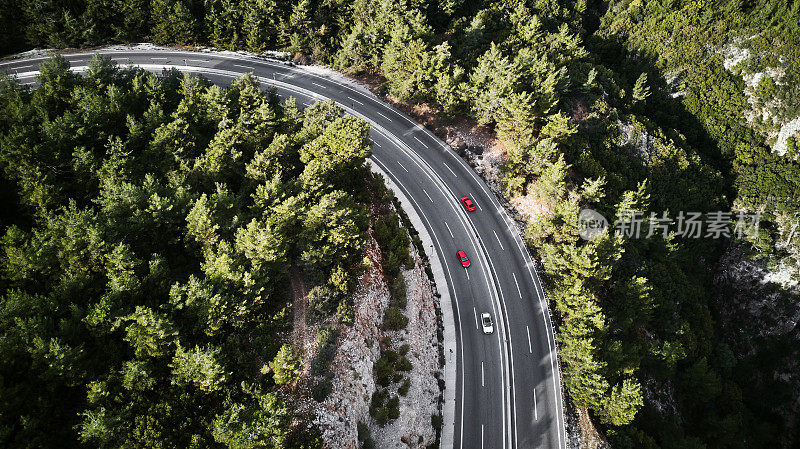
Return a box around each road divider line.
[444,163,458,177]
[465,267,470,280]
[348,96,364,105]
[373,140,382,148]
[444,222,454,238]
[513,272,522,299]
[526,326,532,353]
[311,81,326,88]
[150,57,168,60]
[481,425,485,449]
[376,111,391,121]
[482,362,485,387]
[493,230,505,250]
[470,192,482,211]
[474,307,479,330]
[422,189,433,202]
[397,161,409,172]
[414,136,426,147]
[534,389,538,420]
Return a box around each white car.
[481,313,494,334]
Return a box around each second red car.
[456,250,470,268]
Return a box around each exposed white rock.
[618,120,655,162]
[371,254,441,448]
[722,44,751,71]
[771,117,800,157]
[310,227,442,448]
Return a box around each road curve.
[1,48,567,449]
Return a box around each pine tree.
[170,344,227,393]
[632,73,650,102]
[270,344,301,385]
[601,378,644,425]
[150,0,197,45]
[288,0,312,52]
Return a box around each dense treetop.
[1,0,799,448]
[0,55,374,448]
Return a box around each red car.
[456,250,471,268]
[461,196,476,212]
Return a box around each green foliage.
[151,0,197,45]
[390,273,407,309]
[336,298,354,326]
[305,285,338,324]
[212,390,290,449]
[600,378,643,426]
[270,344,302,385]
[631,73,650,103]
[369,390,400,427]
[373,207,412,281]
[383,306,409,331]
[170,344,227,393]
[1,0,797,447]
[0,62,375,447]
[374,347,412,388]
[310,326,338,376]
[398,378,410,396]
[311,377,332,402]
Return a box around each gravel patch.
[310,228,442,448]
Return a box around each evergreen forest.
[1,0,799,447]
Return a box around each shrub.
[398,354,412,372]
[310,327,338,376]
[370,391,400,427]
[387,395,400,419]
[431,414,443,431]
[374,350,398,387]
[370,390,390,425]
[306,285,337,324]
[311,377,332,402]
[383,306,408,331]
[357,421,370,442]
[391,273,407,309]
[337,298,354,326]
[374,210,411,280]
[398,378,410,396]
[270,344,302,385]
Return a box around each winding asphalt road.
[1,48,566,449]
